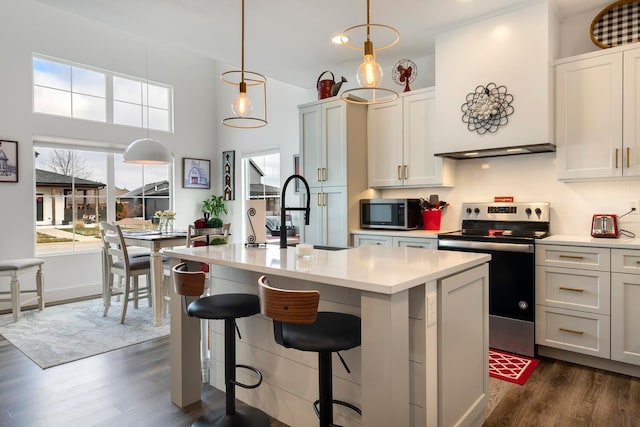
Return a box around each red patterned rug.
[489,349,540,385]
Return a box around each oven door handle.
[438,239,534,253]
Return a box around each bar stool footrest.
[231,364,263,389]
[313,398,362,425]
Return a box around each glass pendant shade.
[231,82,253,117]
[357,53,383,88]
[337,0,399,105]
[221,0,267,128]
[123,137,171,165]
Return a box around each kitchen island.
[164,243,490,427]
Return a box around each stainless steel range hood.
[434,143,555,160]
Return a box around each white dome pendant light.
[335,0,400,105]
[124,45,171,165]
[221,0,268,128]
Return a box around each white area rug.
[0,298,169,369]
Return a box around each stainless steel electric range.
[438,202,550,357]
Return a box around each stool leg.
[10,271,20,322]
[36,265,44,311]
[224,318,236,416]
[318,351,333,427]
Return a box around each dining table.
[121,230,187,326]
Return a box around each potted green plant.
[201,194,228,232]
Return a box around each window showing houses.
[33,55,173,132]
[34,146,170,254]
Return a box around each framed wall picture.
[0,140,18,183]
[182,157,211,189]
[223,150,235,200]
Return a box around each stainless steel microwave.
[360,198,421,230]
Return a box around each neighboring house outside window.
[34,146,170,254]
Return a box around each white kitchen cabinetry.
[535,245,611,358]
[368,88,453,188]
[611,249,640,366]
[556,45,640,179]
[352,233,437,249]
[299,98,368,248]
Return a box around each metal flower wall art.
[461,83,514,134]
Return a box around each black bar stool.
[173,263,270,427]
[257,275,362,427]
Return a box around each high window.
[33,55,173,132]
[34,145,171,254]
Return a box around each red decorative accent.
[489,349,539,385]
[193,218,206,229]
[422,210,442,230]
[494,196,514,202]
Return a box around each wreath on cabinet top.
[461,83,514,135]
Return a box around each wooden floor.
[484,357,640,427]
[0,336,286,427]
[1,333,639,427]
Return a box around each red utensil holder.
[422,210,442,230]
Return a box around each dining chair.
[115,218,153,257]
[99,221,152,324]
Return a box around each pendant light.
[336,0,399,105]
[124,45,171,165]
[221,0,267,128]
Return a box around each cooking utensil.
[429,194,439,208]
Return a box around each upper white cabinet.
[556,45,640,179]
[368,88,454,188]
[299,98,369,247]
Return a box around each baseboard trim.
[538,346,640,378]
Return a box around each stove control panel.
[461,202,550,222]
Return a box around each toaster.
[591,214,619,238]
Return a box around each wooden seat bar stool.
[258,275,362,427]
[172,263,270,427]
[0,258,45,321]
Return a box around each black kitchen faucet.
[280,174,310,249]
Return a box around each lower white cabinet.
[537,244,640,368]
[535,244,612,359]
[611,249,640,366]
[352,233,437,249]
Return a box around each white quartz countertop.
[538,234,640,249]
[163,243,490,294]
[351,228,458,237]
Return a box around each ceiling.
[34,0,611,89]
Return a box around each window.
[33,57,106,121]
[34,145,171,254]
[32,55,173,132]
[243,152,284,239]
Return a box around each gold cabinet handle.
[406,245,424,248]
[627,147,630,169]
[397,165,402,180]
[559,286,584,292]
[317,193,322,206]
[403,165,408,180]
[559,254,584,260]
[322,167,327,182]
[323,192,327,207]
[559,327,584,335]
[615,148,619,169]
[317,168,321,182]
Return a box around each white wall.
[213,60,310,242]
[0,0,307,304]
[381,153,640,236]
